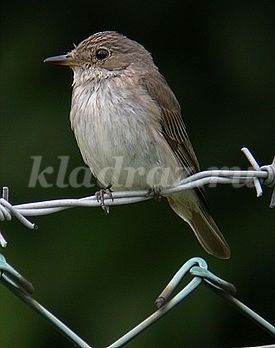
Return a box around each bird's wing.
[141,75,231,259]
[141,74,200,177]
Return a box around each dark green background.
[1,1,274,347]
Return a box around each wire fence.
[0,148,274,247]
[0,147,274,347]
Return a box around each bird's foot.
[146,186,162,201]
[96,185,113,214]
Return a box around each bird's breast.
[70,78,182,189]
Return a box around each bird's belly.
[75,115,182,190]
[70,85,183,190]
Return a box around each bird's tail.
[167,191,231,259]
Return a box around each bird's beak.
[44,54,75,66]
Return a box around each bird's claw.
[96,186,113,214]
[146,187,162,201]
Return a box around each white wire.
[0,148,274,248]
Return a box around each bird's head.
[44,31,156,84]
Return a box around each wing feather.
[141,74,200,177]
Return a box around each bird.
[44,31,230,259]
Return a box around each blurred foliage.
[0,1,274,347]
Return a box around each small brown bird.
[45,31,230,259]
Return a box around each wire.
[0,148,274,248]
[1,255,274,348]
[0,148,274,347]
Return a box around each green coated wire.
[1,254,274,347]
[191,267,275,336]
[0,255,92,348]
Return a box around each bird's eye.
[95,48,110,60]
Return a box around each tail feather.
[168,192,231,259]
